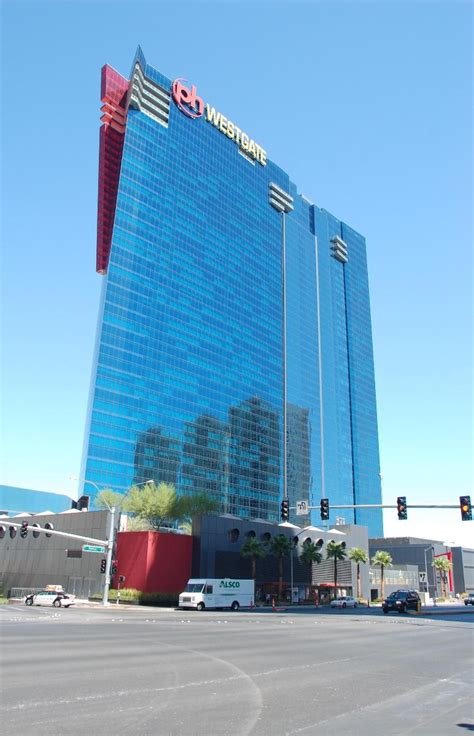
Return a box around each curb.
[408,607,474,617]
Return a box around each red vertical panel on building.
[96,65,129,274]
[115,532,150,591]
[115,532,192,594]
[145,534,193,593]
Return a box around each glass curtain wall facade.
[81,47,383,536]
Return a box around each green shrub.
[140,591,179,607]
[89,589,179,606]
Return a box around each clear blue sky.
[1,1,472,545]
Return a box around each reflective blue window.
[82,51,383,536]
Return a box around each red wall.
[114,531,192,593]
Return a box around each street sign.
[419,572,427,583]
[82,544,106,554]
[296,500,308,516]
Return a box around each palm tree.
[240,537,267,581]
[123,482,219,530]
[269,534,293,601]
[300,540,323,593]
[348,547,369,600]
[432,556,452,598]
[123,481,179,529]
[125,516,153,531]
[371,550,393,600]
[177,491,220,528]
[326,541,347,599]
[94,489,125,511]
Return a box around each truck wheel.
[196,602,205,611]
[231,601,240,611]
[25,597,33,606]
[53,599,62,608]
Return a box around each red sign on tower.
[172,78,204,119]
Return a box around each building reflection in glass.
[133,426,181,487]
[287,404,311,527]
[132,397,281,522]
[181,415,229,507]
[228,396,280,520]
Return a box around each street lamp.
[69,477,154,606]
[69,476,155,509]
[69,475,102,496]
[70,477,117,605]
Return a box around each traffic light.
[320,498,329,521]
[280,499,289,521]
[71,495,90,511]
[111,561,118,575]
[77,495,90,511]
[460,495,472,521]
[9,525,16,539]
[20,521,29,538]
[397,496,408,520]
[32,523,41,539]
[0,525,6,540]
[100,558,107,574]
[44,522,54,538]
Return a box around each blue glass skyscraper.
[81,47,383,536]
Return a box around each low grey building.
[369,564,419,600]
[0,509,114,598]
[451,546,474,594]
[192,515,370,602]
[369,536,474,597]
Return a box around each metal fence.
[9,587,43,599]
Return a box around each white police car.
[25,588,75,608]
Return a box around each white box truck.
[178,578,254,611]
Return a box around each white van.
[178,578,254,611]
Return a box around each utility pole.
[102,506,115,606]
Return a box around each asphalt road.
[1,605,473,736]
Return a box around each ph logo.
[172,78,204,119]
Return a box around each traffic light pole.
[102,506,115,607]
[5,517,115,607]
[292,504,463,510]
[4,520,107,545]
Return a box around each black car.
[464,593,474,606]
[382,590,421,614]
